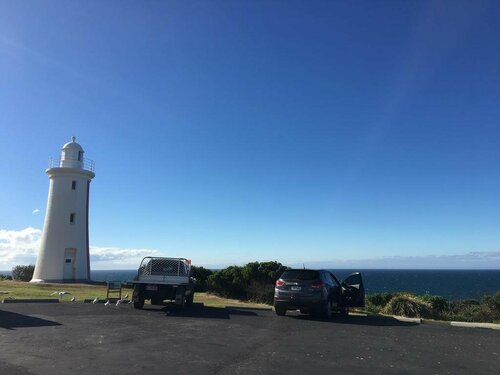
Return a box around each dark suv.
[273,269,365,318]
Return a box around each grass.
[381,293,432,318]
[0,280,270,309]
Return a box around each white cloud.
[32,209,40,215]
[90,246,160,266]
[0,227,42,265]
[296,251,500,270]
[1,227,499,270]
[0,227,161,269]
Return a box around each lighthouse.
[31,137,95,283]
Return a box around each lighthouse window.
[70,213,75,224]
[78,151,83,161]
[65,259,72,263]
[72,181,76,190]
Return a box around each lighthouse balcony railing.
[48,156,95,172]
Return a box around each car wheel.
[275,307,286,316]
[340,307,349,317]
[322,301,332,319]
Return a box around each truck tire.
[134,297,145,309]
[133,285,144,309]
[185,291,194,306]
[175,287,185,308]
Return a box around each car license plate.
[145,284,158,291]
[291,286,301,291]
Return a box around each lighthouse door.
[63,248,76,280]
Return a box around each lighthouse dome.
[60,136,85,168]
[62,136,84,151]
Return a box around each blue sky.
[1,1,499,269]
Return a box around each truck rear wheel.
[133,285,144,309]
[175,287,185,308]
[134,297,144,309]
[185,291,194,306]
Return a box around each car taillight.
[311,281,324,289]
[275,279,285,287]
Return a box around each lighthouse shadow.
[155,303,259,319]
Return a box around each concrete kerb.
[388,315,500,330]
[415,317,500,330]
[392,316,422,324]
[450,321,500,330]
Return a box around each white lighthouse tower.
[31,137,95,283]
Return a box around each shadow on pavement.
[225,305,272,311]
[291,313,419,327]
[0,310,62,330]
[143,303,260,319]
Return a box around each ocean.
[329,269,500,300]
[91,269,500,300]
[2,269,499,300]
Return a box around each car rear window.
[280,270,320,281]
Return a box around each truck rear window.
[149,260,187,276]
[280,270,319,281]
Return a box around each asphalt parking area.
[0,303,498,374]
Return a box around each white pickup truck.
[131,257,195,309]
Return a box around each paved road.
[0,303,498,374]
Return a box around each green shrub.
[207,261,288,302]
[493,292,500,311]
[366,292,415,314]
[0,274,13,281]
[246,280,275,304]
[190,266,213,292]
[418,295,450,318]
[382,293,432,318]
[444,294,500,323]
[445,303,495,323]
[480,292,500,312]
[367,293,397,307]
[208,266,247,299]
[11,265,35,281]
[367,293,451,319]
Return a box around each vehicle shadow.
[143,303,260,320]
[0,310,62,330]
[290,313,419,327]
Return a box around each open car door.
[341,272,365,308]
